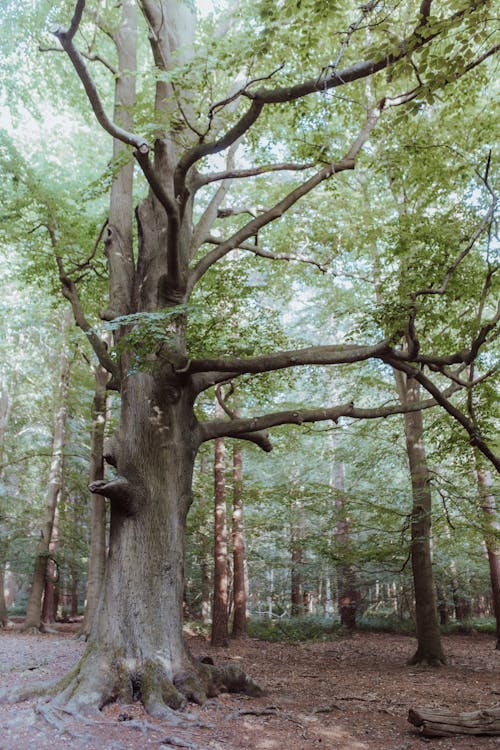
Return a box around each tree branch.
[174,1,483,187]
[188,156,354,290]
[56,256,120,388]
[52,1,148,152]
[198,390,458,444]
[188,339,391,378]
[384,357,500,472]
[195,162,316,188]
[204,235,328,273]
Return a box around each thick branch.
[88,477,136,514]
[199,392,455,443]
[189,340,391,378]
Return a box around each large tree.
[7,0,499,715]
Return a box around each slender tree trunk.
[290,501,303,617]
[81,365,109,637]
[211,400,229,646]
[396,373,445,665]
[42,495,61,624]
[476,463,500,649]
[231,440,247,637]
[0,386,12,628]
[24,312,71,632]
[332,443,360,631]
[0,550,8,627]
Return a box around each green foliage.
[247,615,342,642]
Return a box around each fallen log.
[408,705,500,737]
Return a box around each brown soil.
[0,624,499,750]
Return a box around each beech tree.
[4,0,498,716]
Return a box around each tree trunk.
[476,462,500,649]
[24,312,71,632]
[0,550,8,627]
[45,377,261,715]
[42,494,61,624]
[231,441,247,637]
[290,496,304,617]
[396,373,445,665]
[332,443,359,631]
[0,386,12,628]
[81,365,109,637]
[211,401,229,647]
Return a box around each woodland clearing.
[0,626,499,750]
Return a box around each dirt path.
[0,626,499,749]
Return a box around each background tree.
[0,0,498,717]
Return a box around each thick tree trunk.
[231,441,247,637]
[43,378,261,715]
[211,401,229,646]
[81,365,109,637]
[24,314,71,632]
[476,463,500,649]
[396,374,445,665]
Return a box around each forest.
[0,0,499,748]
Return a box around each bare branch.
[52,2,148,152]
[195,162,316,188]
[188,104,382,290]
[414,197,497,297]
[56,257,120,387]
[204,235,328,273]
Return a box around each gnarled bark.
[409,704,500,737]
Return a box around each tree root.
[407,652,447,667]
[0,646,265,722]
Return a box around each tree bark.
[0,549,8,627]
[396,373,445,665]
[409,705,500,737]
[290,497,304,617]
[24,312,71,632]
[332,443,359,631]
[42,494,61,624]
[80,365,109,637]
[476,462,500,649]
[0,386,12,628]
[231,440,247,637]
[211,400,229,647]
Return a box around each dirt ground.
[0,624,499,750]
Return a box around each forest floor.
[0,623,499,750]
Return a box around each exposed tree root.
[0,644,265,725]
[407,649,446,666]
